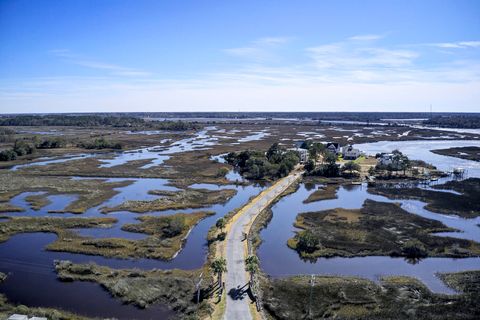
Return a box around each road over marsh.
[224,170,303,320]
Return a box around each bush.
[217,232,226,241]
[296,230,320,253]
[216,167,230,178]
[77,138,123,150]
[36,138,66,149]
[304,160,315,172]
[401,239,427,258]
[13,140,35,156]
[162,216,186,237]
[0,149,17,161]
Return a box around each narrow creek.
[1,138,480,318]
[0,128,267,319]
[0,176,264,319]
[258,140,480,294]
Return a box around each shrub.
[401,239,427,258]
[0,149,17,161]
[162,216,186,237]
[296,230,320,253]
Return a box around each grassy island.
[431,146,480,162]
[368,178,480,218]
[261,271,480,320]
[101,188,237,213]
[48,211,214,260]
[287,199,480,259]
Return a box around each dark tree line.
[423,115,480,129]
[0,115,199,130]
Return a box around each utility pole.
[308,274,315,319]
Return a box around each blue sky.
[1,0,479,113]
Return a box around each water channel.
[1,137,480,317]
[258,140,480,294]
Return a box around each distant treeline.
[0,136,122,161]
[2,112,479,128]
[423,115,480,129]
[129,112,477,122]
[0,115,199,130]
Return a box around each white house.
[378,153,394,166]
[326,142,341,155]
[288,147,309,163]
[342,145,361,160]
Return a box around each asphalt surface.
[223,171,302,320]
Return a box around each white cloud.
[224,36,290,61]
[431,41,480,49]
[1,35,479,112]
[348,34,384,41]
[49,49,152,77]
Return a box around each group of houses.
[325,142,362,160]
[289,141,363,164]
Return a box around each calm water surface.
[259,140,480,293]
[2,138,480,318]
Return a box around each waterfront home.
[342,145,361,160]
[326,142,341,155]
[378,153,394,166]
[288,147,309,163]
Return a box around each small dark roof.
[326,142,340,148]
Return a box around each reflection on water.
[258,183,480,293]
[2,138,480,316]
[0,174,264,317]
[0,233,173,320]
[355,140,480,176]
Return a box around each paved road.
[223,171,302,320]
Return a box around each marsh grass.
[261,272,480,320]
[288,199,480,259]
[369,178,480,218]
[101,188,237,213]
[49,211,214,260]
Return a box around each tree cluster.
[0,140,36,161]
[224,143,299,180]
[162,215,186,238]
[34,137,66,149]
[77,138,123,150]
[375,149,411,175]
[295,230,320,253]
[305,152,341,177]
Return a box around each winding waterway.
[2,138,480,318]
[258,140,480,294]
[1,130,266,319]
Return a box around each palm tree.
[211,257,227,287]
[245,255,260,284]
